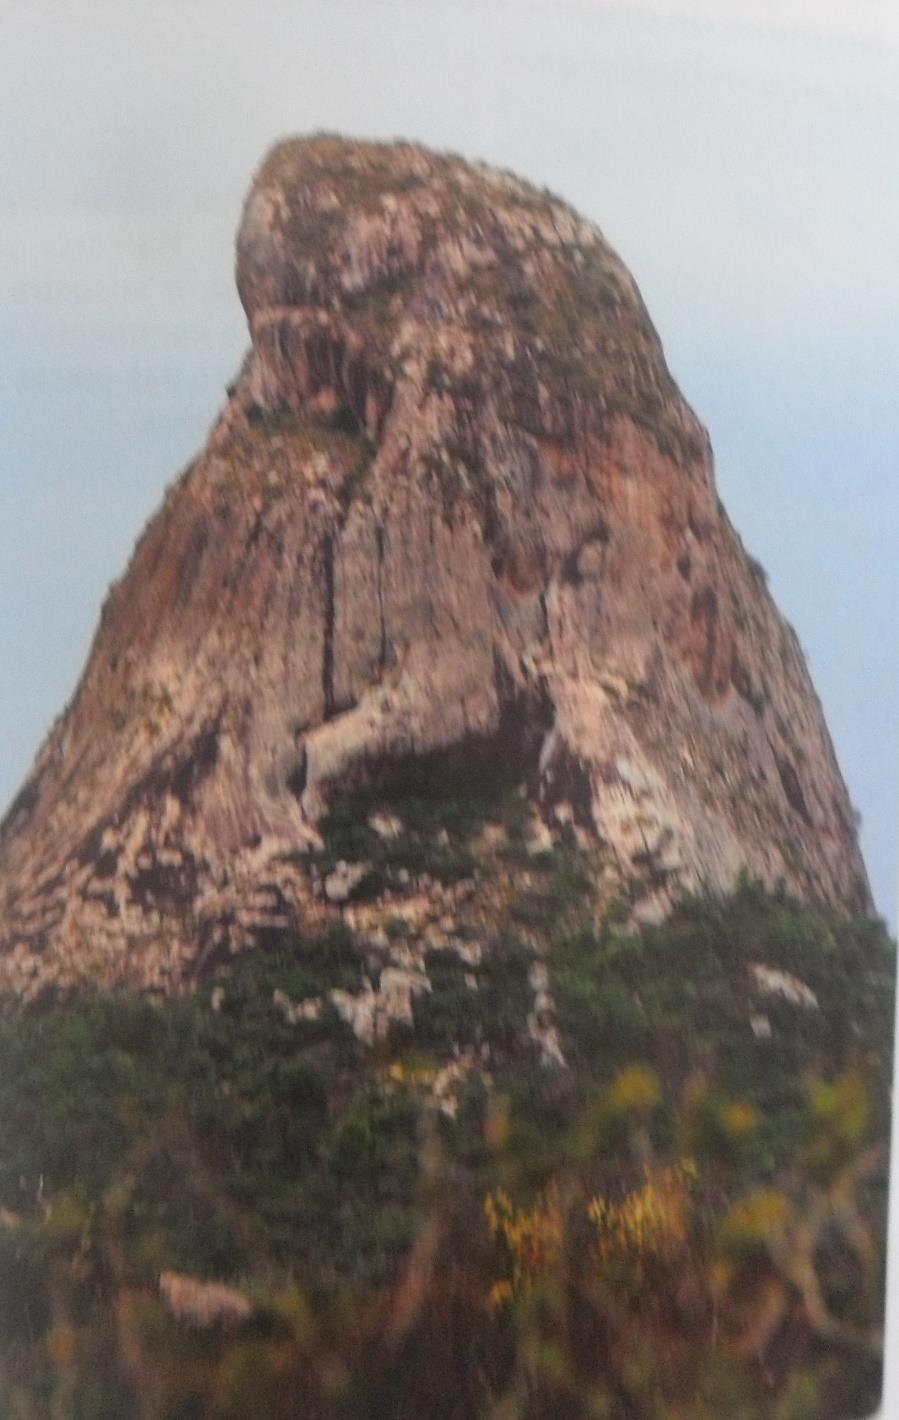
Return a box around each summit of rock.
[0,134,869,998]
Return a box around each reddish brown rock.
[0,135,869,998]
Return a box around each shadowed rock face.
[0,135,869,998]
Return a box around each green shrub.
[0,879,891,1417]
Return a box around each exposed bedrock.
[0,134,869,997]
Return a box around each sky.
[0,0,897,1405]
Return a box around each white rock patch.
[331,967,431,1043]
[324,861,370,904]
[750,963,819,1010]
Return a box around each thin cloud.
[596,0,899,48]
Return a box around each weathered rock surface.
[0,134,869,998]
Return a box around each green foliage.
[0,927,410,1288]
[244,401,375,507]
[0,880,892,1417]
[224,919,365,1002]
[550,879,894,1174]
[508,846,591,931]
[411,937,533,1056]
[316,775,516,889]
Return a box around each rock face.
[0,134,869,998]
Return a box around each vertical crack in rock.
[538,588,550,645]
[689,585,720,699]
[777,754,813,826]
[375,525,388,675]
[322,533,336,719]
[286,745,307,799]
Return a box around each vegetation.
[244,401,375,509]
[0,879,892,1417]
[314,760,528,893]
[251,135,706,467]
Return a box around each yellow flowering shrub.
[718,1187,792,1253]
[606,1064,662,1117]
[484,1186,565,1294]
[719,1100,761,1140]
[803,1069,872,1178]
[588,1162,695,1263]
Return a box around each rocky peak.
[0,134,869,999]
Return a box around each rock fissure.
[321,533,337,720]
[0,134,870,995]
[375,525,389,675]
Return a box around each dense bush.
[0,881,892,1417]
[315,762,530,891]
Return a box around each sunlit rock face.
[0,134,869,998]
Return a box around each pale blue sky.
[0,0,895,936]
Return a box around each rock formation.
[0,134,869,999]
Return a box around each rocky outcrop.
[0,134,869,998]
